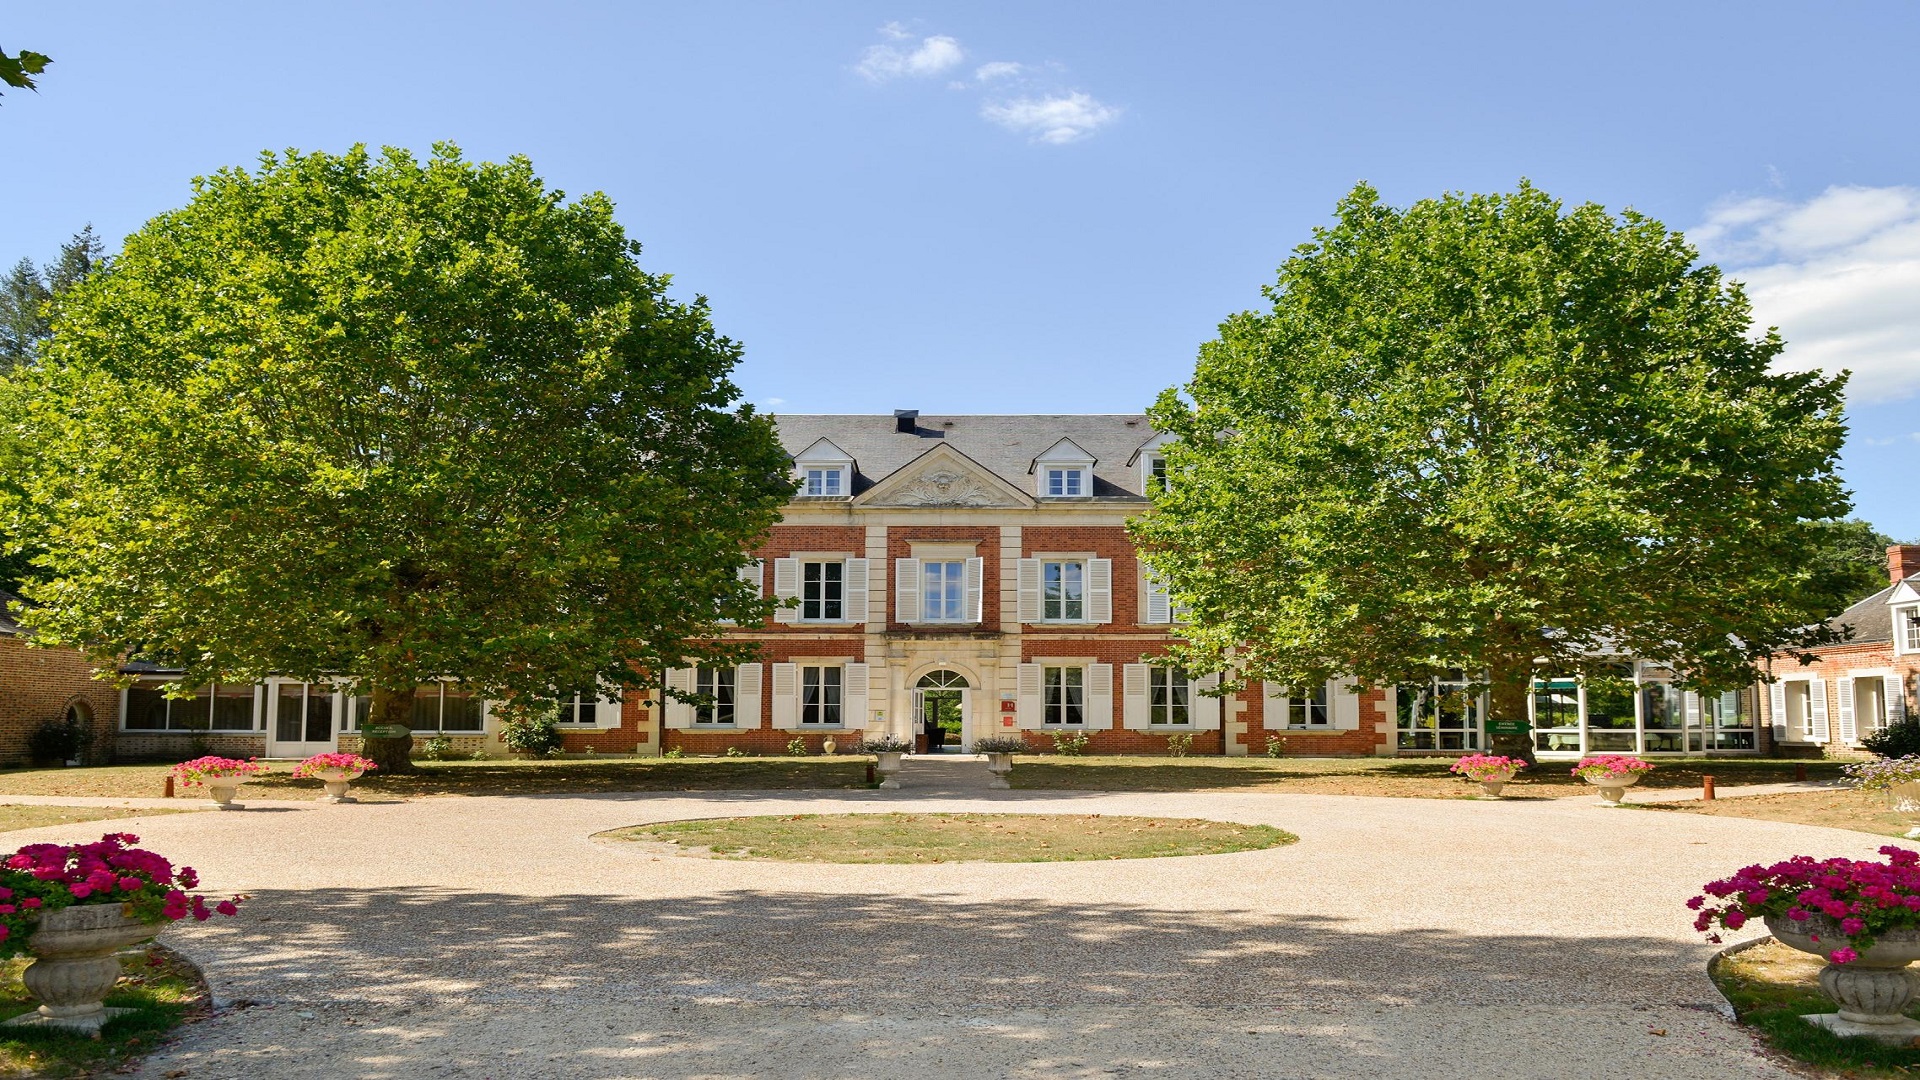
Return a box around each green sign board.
[1484,720,1532,735]
[359,724,411,739]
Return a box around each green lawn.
[0,805,196,834]
[1713,938,1920,1076]
[605,812,1296,863]
[0,946,204,1077]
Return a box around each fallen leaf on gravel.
[1648,1029,1666,1036]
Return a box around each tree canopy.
[1132,181,1852,757]
[1,144,793,768]
[0,46,50,99]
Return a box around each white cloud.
[974,61,1022,82]
[856,32,964,82]
[980,92,1121,144]
[1692,185,1920,405]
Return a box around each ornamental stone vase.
[2,903,159,1036]
[875,751,903,790]
[1889,781,1920,840]
[203,776,247,810]
[985,753,1014,790]
[1581,771,1644,805]
[1766,914,1920,1044]
[310,766,364,804]
[1479,779,1510,798]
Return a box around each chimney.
[1892,545,1920,585]
[893,409,919,434]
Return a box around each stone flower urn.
[875,751,903,790]
[1581,771,1644,805]
[1890,781,1920,840]
[821,737,838,756]
[3,903,159,1035]
[985,753,1014,790]
[1479,779,1509,798]
[203,775,248,810]
[1765,914,1920,1044]
[310,766,364,804]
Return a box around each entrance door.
[268,682,338,758]
[916,670,970,753]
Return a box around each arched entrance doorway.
[914,670,970,754]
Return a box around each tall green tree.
[1133,181,1852,762]
[1809,518,1909,601]
[1,145,793,770]
[2,226,109,369]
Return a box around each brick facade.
[0,629,121,766]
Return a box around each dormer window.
[1901,605,1920,654]
[1145,455,1168,492]
[804,467,844,497]
[1031,437,1095,500]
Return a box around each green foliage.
[1808,518,1908,601]
[724,746,746,757]
[1,226,107,369]
[1165,732,1193,757]
[1264,735,1287,758]
[421,736,455,761]
[0,146,792,714]
[1135,180,1852,729]
[0,46,50,97]
[499,712,562,758]
[970,735,1027,754]
[861,734,911,753]
[1049,730,1090,756]
[663,746,684,759]
[786,735,808,756]
[1862,720,1920,761]
[26,715,86,764]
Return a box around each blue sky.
[5,2,1917,539]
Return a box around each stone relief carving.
[889,469,1012,507]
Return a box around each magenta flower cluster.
[169,756,270,789]
[291,752,377,780]
[1570,755,1653,780]
[0,833,243,958]
[1449,754,1524,782]
[1689,846,1920,964]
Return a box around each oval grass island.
[599,813,1296,863]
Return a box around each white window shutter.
[843,663,869,727]
[1810,678,1830,742]
[770,663,799,729]
[1016,663,1043,728]
[738,559,764,594]
[1332,680,1360,729]
[1888,676,1907,726]
[735,663,762,729]
[1086,663,1114,728]
[844,559,869,624]
[895,559,921,623]
[1087,558,1113,624]
[595,684,624,729]
[1838,676,1857,743]
[964,556,984,623]
[772,558,800,624]
[663,668,694,729]
[1122,664,1151,729]
[1193,672,1223,730]
[1143,572,1171,625]
[1770,682,1789,743]
[1017,559,1041,623]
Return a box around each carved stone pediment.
[856,446,1034,508]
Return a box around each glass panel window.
[1901,607,1920,653]
[1150,668,1190,726]
[802,561,844,621]
[276,684,305,741]
[1396,672,1481,751]
[922,560,966,622]
[410,685,443,732]
[801,665,841,725]
[213,683,256,731]
[1147,456,1169,492]
[1042,561,1085,622]
[345,694,370,731]
[804,468,843,497]
[441,688,482,732]
[1279,683,1329,728]
[1784,681,1814,740]
[1708,689,1756,750]
[124,685,170,730]
[1043,666,1085,725]
[1046,468,1084,497]
[1641,682,1684,753]
[1530,675,1581,753]
[554,690,601,725]
[693,668,736,725]
[1584,667,1637,752]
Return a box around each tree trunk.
[360,683,418,774]
[1485,652,1538,767]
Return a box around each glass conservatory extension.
[1395,664,1760,756]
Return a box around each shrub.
[421,736,454,761]
[1845,754,1920,793]
[1265,735,1287,758]
[663,746,685,759]
[1050,730,1090,756]
[971,736,1026,755]
[500,714,562,757]
[786,736,808,756]
[1166,733,1193,758]
[27,717,85,765]
[1863,719,1920,760]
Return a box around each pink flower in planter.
[1831,947,1861,964]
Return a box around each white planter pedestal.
[875,752,903,790]
[311,767,364,803]
[1581,771,1644,805]
[2,904,159,1036]
[985,753,1014,790]
[1478,779,1510,798]
[1890,781,1920,839]
[203,776,247,810]
[1767,915,1920,1044]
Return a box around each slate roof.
[772,414,1159,500]
[0,590,22,638]
[1827,582,1898,644]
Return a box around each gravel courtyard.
[6,767,1889,1079]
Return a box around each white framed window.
[803,467,844,497]
[1901,606,1920,655]
[1146,455,1168,492]
[1276,684,1329,728]
[1044,666,1085,725]
[1149,668,1190,726]
[801,560,844,621]
[1396,673,1481,751]
[122,682,258,732]
[1043,560,1085,622]
[922,560,965,622]
[801,665,842,725]
[1045,468,1085,497]
[410,683,483,734]
[692,667,736,726]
